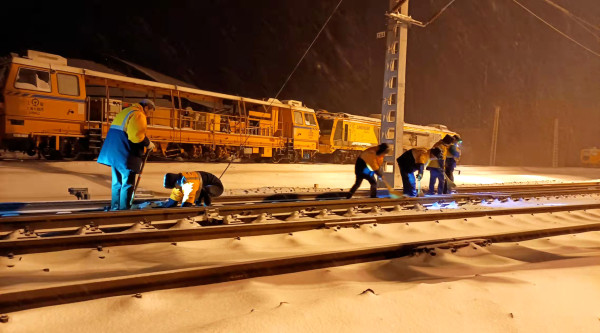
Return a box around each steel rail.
[0,195,480,232]
[2,181,599,216]
[2,182,600,234]
[2,201,600,255]
[2,218,600,313]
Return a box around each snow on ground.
[3,223,600,332]
[2,161,600,332]
[1,160,600,202]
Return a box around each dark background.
[2,0,599,165]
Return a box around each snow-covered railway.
[2,203,600,314]
[2,182,600,256]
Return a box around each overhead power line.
[219,0,344,179]
[541,0,600,40]
[512,0,600,58]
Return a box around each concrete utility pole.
[380,0,409,188]
[552,118,559,167]
[489,106,500,166]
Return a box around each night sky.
[2,0,600,166]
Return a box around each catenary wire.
[541,0,600,39]
[219,0,344,179]
[512,0,600,58]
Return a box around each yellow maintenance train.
[0,50,458,162]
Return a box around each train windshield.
[14,67,51,92]
[317,118,334,134]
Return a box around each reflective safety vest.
[169,172,203,205]
[411,147,430,165]
[428,139,450,169]
[97,104,148,172]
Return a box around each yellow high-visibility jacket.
[427,139,450,169]
[412,147,430,165]
[97,104,149,172]
[359,146,385,172]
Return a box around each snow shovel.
[381,178,403,199]
[130,148,152,208]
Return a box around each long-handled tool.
[130,148,152,207]
[417,160,431,197]
[381,178,404,198]
[444,173,457,190]
[417,177,424,197]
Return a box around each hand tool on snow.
[417,177,425,197]
[444,173,457,189]
[417,160,431,197]
[381,178,403,198]
[130,148,152,207]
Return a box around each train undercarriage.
[1,134,318,163]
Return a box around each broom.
[444,173,457,190]
[381,178,404,198]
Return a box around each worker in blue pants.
[97,99,156,210]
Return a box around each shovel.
[130,148,152,208]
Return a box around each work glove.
[147,141,156,151]
[416,173,423,181]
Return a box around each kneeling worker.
[396,147,442,197]
[347,143,390,199]
[163,171,224,207]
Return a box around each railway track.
[1,182,600,255]
[2,181,599,217]
[2,204,600,313]
[2,182,600,314]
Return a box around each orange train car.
[316,110,458,163]
[0,50,319,162]
[0,50,459,163]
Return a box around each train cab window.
[57,73,80,96]
[304,113,317,126]
[333,122,343,141]
[14,67,51,92]
[293,111,303,125]
[344,124,349,141]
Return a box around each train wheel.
[271,154,282,163]
[332,151,344,164]
[60,139,81,161]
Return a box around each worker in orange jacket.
[397,147,442,197]
[347,143,390,199]
[97,99,156,210]
[162,171,224,207]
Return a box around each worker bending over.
[97,99,156,210]
[443,135,462,194]
[426,134,456,195]
[397,147,442,197]
[347,143,390,199]
[163,171,224,207]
